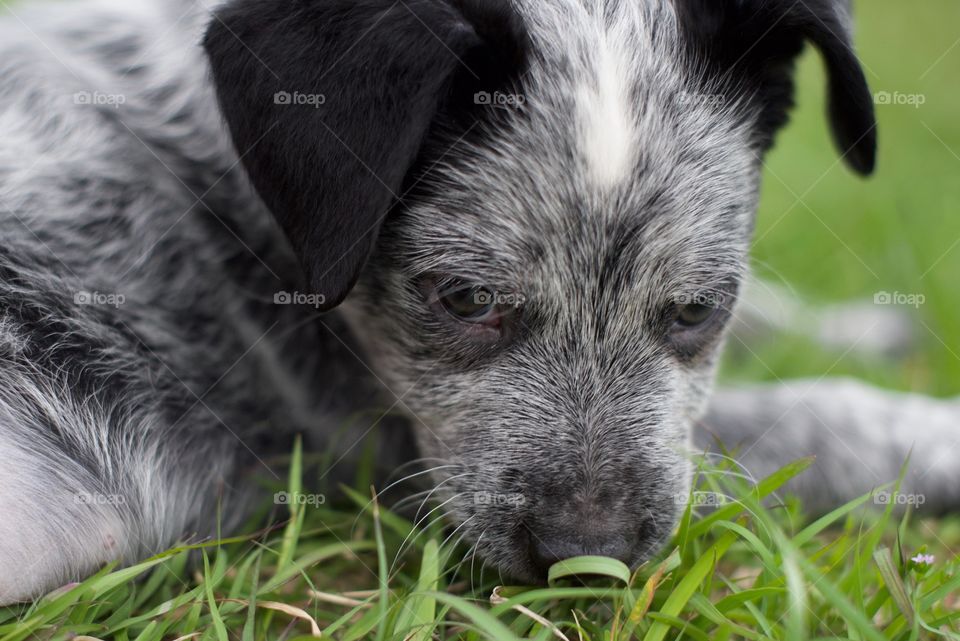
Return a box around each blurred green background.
[722,0,960,397]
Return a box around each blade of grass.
[371,487,389,641]
[428,592,523,641]
[241,554,261,641]
[341,485,416,541]
[688,458,814,538]
[795,553,888,641]
[548,557,631,586]
[396,539,441,641]
[618,562,667,641]
[645,613,712,641]
[793,488,882,547]
[278,435,306,572]
[643,530,738,641]
[687,594,769,641]
[873,547,915,627]
[201,553,228,641]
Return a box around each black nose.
[527,529,635,576]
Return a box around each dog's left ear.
[204,0,522,310]
[675,0,877,175]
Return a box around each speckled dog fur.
[0,0,956,602]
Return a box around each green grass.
[730,0,960,395]
[3,450,959,640]
[3,0,960,638]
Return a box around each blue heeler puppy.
[0,0,957,601]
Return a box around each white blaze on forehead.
[576,35,637,189]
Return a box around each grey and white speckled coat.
[0,0,956,602]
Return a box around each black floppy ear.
[675,0,877,175]
[204,0,502,310]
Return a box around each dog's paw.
[732,278,917,358]
[814,301,916,358]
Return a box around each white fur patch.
[0,430,128,603]
[576,36,636,188]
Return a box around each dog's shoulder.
[0,0,231,206]
[0,0,294,375]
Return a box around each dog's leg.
[730,276,917,358]
[0,426,129,602]
[698,379,960,514]
[0,0,321,602]
[0,293,255,605]
[0,357,240,603]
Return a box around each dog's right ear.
[204,0,519,310]
[674,0,877,176]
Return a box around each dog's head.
[205,0,875,580]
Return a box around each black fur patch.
[204,0,528,310]
[673,0,877,175]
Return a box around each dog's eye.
[667,287,738,359]
[437,281,499,323]
[675,302,717,328]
